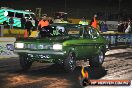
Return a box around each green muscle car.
[14,24,108,72]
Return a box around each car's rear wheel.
[89,51,105,67]
[64,52,76,72]
[19,55,32,71]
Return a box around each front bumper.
[14,50,67,62]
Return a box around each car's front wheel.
[64,52,76,72]
[19,55,32,71]
[89,51,105,67]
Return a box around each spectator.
[38,15,49,37]
[25,19,33,36]
[100,21,108,32]
[79,17,88,25]
[90,14,98,29]
[34,17,39,29]
[118,21,124,32]
[9,17,14,30]
[38,15,49,31]
[124,21,128,32]
[125,22,131,33]
[21,17,26,29]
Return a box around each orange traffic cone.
[24,29,28,38]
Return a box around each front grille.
[24,44,29,49]
[30,44,37,49]
[24,43,52,50]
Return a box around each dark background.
[0,0,132,9]
[0,0,132,19]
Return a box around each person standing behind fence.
[9,17,14,30]
[21,17,26,29]
[38,15,49,31]
[37,15,49,37]
[125,21,132,33]
[79,17,88,25]
[118,21,124,32]
[34,17,39,29]
[90,14,98,29]
[25,19,33,36]
[100,21,108,32]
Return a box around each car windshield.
[40,24,81,38]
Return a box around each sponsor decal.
[79,67,131,88]
[0,42,14,56]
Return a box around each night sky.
[0,0,132,18]
[0,0,132,9]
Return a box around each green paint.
[14,24,108,63]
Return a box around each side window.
[7,11,14,17]
[15,13,23,18]
[30,14,35,19]
[89,27,99,39]
[84,28,90,38]
[25,14,30,19]
[56,26,65,33]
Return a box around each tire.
[19,55,32,71]
[89,51,105,67]
[55,60,64,66]
[64,52,76,72]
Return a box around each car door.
[80,26,97,57]
[87,27,101,56]
[64,26,90,59]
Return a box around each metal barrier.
[102,33,132,48]
[0,25,4,37]
[0,37,18,58]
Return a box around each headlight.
[15,43,24,48]
[53,44,62,50]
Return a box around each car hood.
[16,36,77,43]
